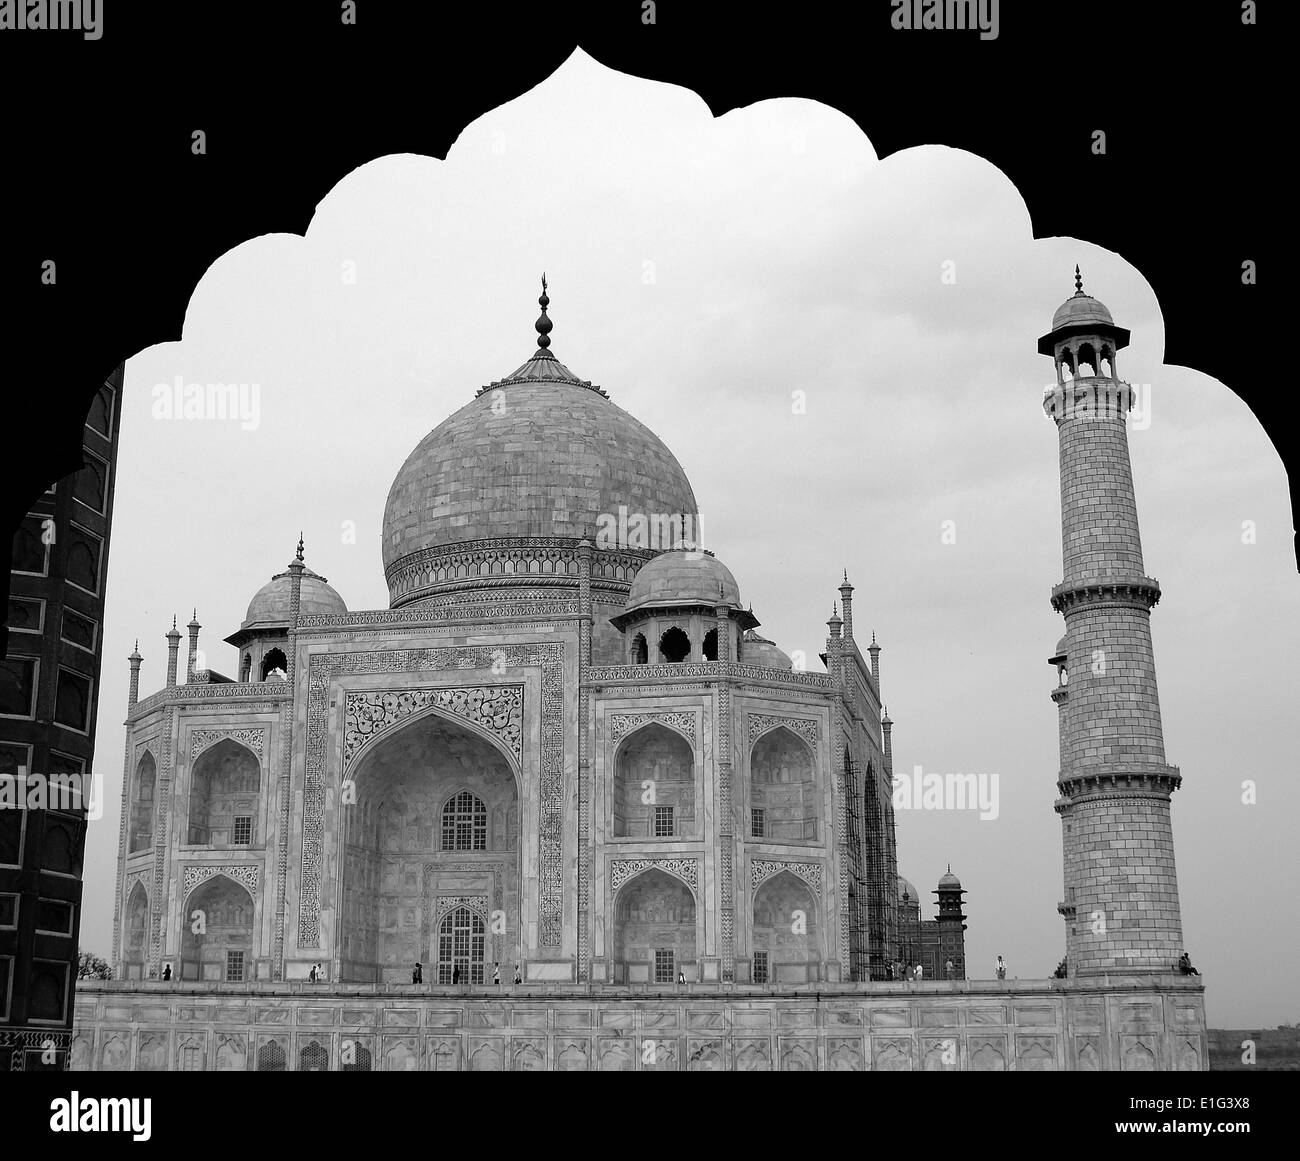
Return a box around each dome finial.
[296,532,304,562]
[535,272,552,350]
[1074,264,1084,295]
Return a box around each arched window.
[702,628,718,661]
[188,739,260,847]
[1076,343,1097,378]
[658,627,690,663]
[750,726,817,842]
[257,1041,287,1072]
[240,653,252,683]
[438,905,485,983]
[342,1043,372,1071]
[129,752,156,853]
[1057,348,1075,380]
[261,648,287,681]
[300,1042,329,1072]
[441,790,487,851]
[1100,345,1115,379]
[630,633,648,665]
[613,723,695,838]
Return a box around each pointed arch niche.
[339,708,521,984]
[611,867,698,984]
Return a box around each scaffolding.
[844,751,869,980]
[863,758,895,980]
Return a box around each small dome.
[897,876,920,906]
[243,567,347,628]
[1055,635,1068,656]
[938,868,963,890]
[623,550,741,616]
[742,630,792,670]
[1052,292,1114,332]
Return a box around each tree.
[77,949,112,980]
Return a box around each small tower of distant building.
[934,866,967,979]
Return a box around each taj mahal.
[69,274,1209,1071]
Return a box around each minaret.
[838,572,854,641]
[186,609,201,682]
[881,704,893,777]
[867,630,881,690]
[127,641,142,707]
[1041,270,1183,975]
[165,616,181,687]
[826,603,842,680]
[285,534,305,684]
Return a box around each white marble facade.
[113,305,899,990]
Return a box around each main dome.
[382,286,698,602]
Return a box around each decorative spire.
[296,532,304,562]
[535,273,552,350]
[1074,264,1084,295]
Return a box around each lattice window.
[342,1043,372,1072]
[653,805,674,838]
[232,816,252,845]
[257,1041,286,1071]
[654,948,675,983]
[753,951,769,984]
[441,790,487,851]
[437,905,485,984]
[751,808,765,838]
[300,1042,329,1071]
[225,950,245,981]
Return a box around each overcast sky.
[81,49,1298,1028]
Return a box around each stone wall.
[71,977,1207,1071]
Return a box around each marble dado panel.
[70,984,1207,1071]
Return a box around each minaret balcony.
[1050,576,1161,614]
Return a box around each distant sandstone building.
[896,869,967,980]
